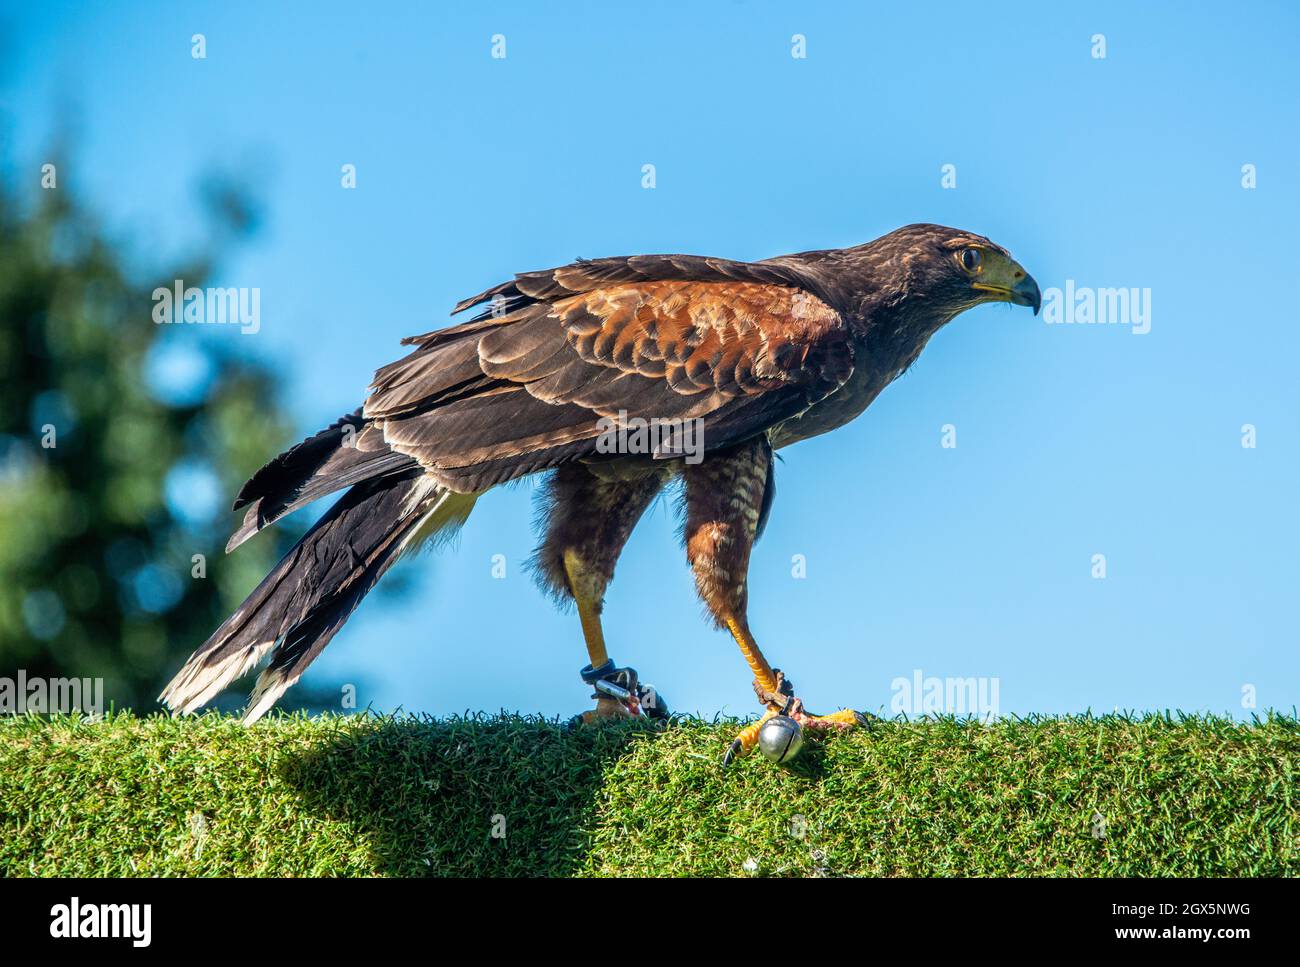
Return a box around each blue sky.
[5,0,1298,721]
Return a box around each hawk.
[161,223,1040,763]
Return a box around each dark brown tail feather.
[226,412,417,552]
[160,471,450,722]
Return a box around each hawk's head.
[848,223,1041,322]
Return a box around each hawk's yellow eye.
[959,248,982,273]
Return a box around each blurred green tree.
[0,164,309,712]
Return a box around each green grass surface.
[2,711,1297,876]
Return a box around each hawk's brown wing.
[364,264,853,491]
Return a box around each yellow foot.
[722,669,868,766]
[574,695,637,725]
[790,706,867,731]
[723,709,777,766]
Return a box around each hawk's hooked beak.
[972,256,1042,315]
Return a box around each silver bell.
[758,714,804,764]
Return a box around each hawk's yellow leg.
[726,617,778,695]
[565,550,633,722]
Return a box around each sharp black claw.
[722,739,743,768]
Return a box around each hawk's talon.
[723,672,866,766]
[723,709,777,767]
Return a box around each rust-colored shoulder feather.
[365,259,853,491]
